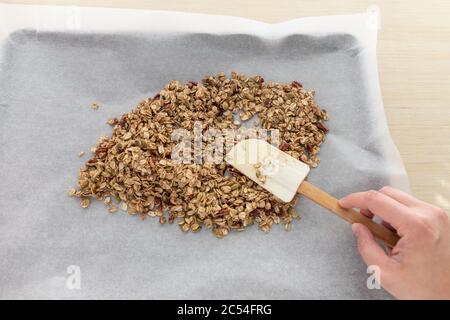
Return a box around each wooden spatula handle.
[298,181,400,247]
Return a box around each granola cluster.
[69,72,329,237]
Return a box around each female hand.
[339,186,450,299]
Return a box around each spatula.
[225,138,399,247]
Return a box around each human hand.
[339,186,450,299]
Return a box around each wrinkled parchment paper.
[0,4,409,299]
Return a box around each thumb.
[352,223,392,269]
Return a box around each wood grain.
[3,0,449,211]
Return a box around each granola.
[70,72,329,237]
[254,163,267,184]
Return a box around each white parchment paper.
[0,4,409,299]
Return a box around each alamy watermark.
[171,121,280,165]
[366,265,381,289]
[66,265,81,290]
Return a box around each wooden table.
[3,0,450,211]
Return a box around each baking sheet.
[0,4,409,299]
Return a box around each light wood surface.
[298,181,400,247]
[2,0,450,211]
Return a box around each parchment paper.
[0,4,409,299]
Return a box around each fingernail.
[351,224,360,237]
[338,197,347,207]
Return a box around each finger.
[339,190,410,229]
[378,186,424,207]
[360,208,374,219]
[352,223,394,270]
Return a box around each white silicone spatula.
[226,138,399,247]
